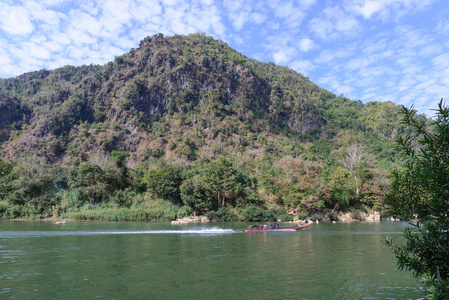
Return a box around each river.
[0,221,422,299]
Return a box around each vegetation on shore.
[386,100,449,299]
[0,33,427,221]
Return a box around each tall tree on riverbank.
[204,158,243,208]
[386,100,449,299]
[342,143,370,199]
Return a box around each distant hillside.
[0,33,428,221]
[0,33,407,167]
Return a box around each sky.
[1,0,449,116]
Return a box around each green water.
[0,221,421,299]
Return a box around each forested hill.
[0,33,422,220]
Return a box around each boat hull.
[243,223,311,232]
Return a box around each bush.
[310,213,323,222]
[106,189,136,208]
[205,207,240,221]
[0,201,39,219]
[328,211,339,222]
[58,198,189,221]
[57,190,86,213]
[297,211,309,220]
[273,208,293,222]
[239,205,265,221]
[239,205,287,222]
[351,209,364,221]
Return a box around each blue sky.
[1,0,448,116]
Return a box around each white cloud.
[24,42,52,60]
[436,19,449,33]
[318,74,341,90]
[273,49,293,65]
[222,0,242,12]
[0,4,34,35]
[264,33,304,65]
[395,26,433,48]
[297,0,318,9]
[0,46,12,65]
[266,0,308,29]
[419,44,443,56]
[432,53,449,69]
[361,38,387,54]
[346,0,438,21]
[70,10,103,37]
[289,59,315,75]
[314,48,353,64]
[24,1,62,26]
[129,0,163,22]
[251,12,266,24]
[309,6,361,40]
[349,0,384,19]
[298,37,315,52]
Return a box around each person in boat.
[262,225,267,230]
[274,223,279,229]
[249,223,259,230]
[268,224,274,229]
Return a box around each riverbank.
[1,200,393,223]
[169,210,394,224]
[1,209,395,223]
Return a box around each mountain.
[0,33,406,166]
[0,33,423,221]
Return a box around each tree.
[180,176,213,215]
[68,162,107,203]
[342,143,371,199]
[143,165,184,204]
[276,156,325,209]
[0,161,15,198]
[203,158,242,207]
[386,100,449,299]
[7,156,55,206]
[326,167,354,209]
[359,168,389,210]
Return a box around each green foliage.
[106,189,136,208]
[326,167,355,209]
[175,137,197,160]
[328,211,339,222]
[310,213,323,222]
[59,199,185,221]
[68,162,107,203]
[259,168,281,195]
[5,156,55,206]
[238,205,286,222]
[180,175,213,215]
[351,209,364,221]
[0,200,39,219]
[143,164,184,204]
[273,208,294,222]
[239,205,266,221]
[203,157,244,207]
[0,161,15,198]
[205,207,240,221]
[297,211,309,221]
[386,100,449,299]
[123,78,147,110]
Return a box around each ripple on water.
[0,249,26,261]
[0,228,235,239]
